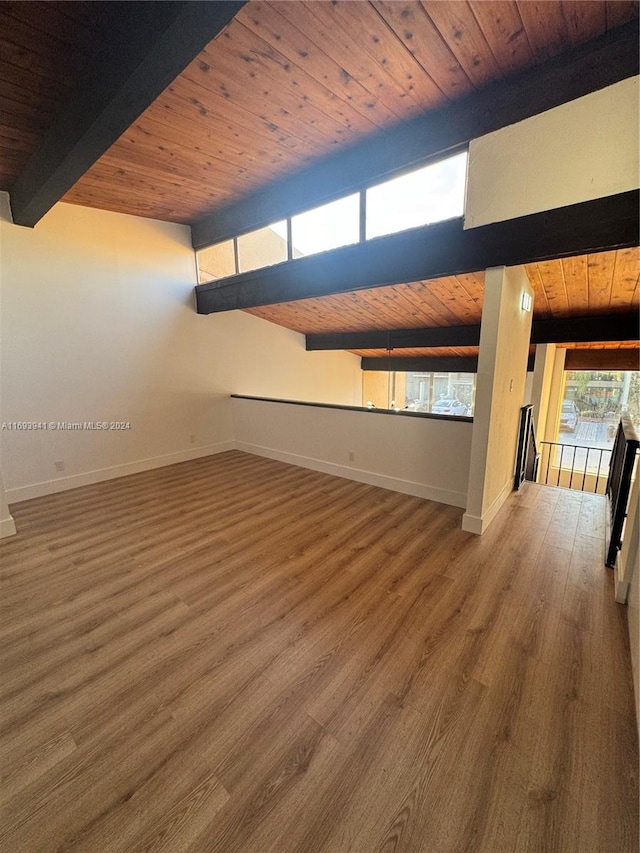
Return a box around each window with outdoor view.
[237,222,287,273]
[365,150,467,240]
[196,148,468,284]
[290,194,360,258]
[197,239,235,283]
[362,370,475,417]
[539,369,640,494]
[558,370,640,448]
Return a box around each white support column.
[462,265,534,535]
[530,343,557,440]
[544,347,567,443]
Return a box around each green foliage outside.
[565,370,639,422]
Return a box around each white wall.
[463,266,533,534]
[627,538,640,739]
[615,471,640,734]
[197,310,362,405]
[465,77,639,228]
[1,203,361,502]
[233,397,472,508]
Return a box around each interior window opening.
[363,370,476,416]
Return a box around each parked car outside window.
[431,398,468,416]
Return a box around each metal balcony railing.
[605,415,640,567]
[538,441,611,494]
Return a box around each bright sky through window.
[366,151,468,239]
[289,193,360,257]
[198,150,469,280]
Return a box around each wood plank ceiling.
[2,0,634,224]
[73,1,640,222]
[1,1,638,360]
[246,248,640,339]
[0,1,102,192]
[70,1,640,222]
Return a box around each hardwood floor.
[1,451,637,852]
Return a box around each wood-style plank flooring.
[1,451,638,852]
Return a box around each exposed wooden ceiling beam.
[362,356,480,373]
[9,1,246,228]
[532,314,640,345]
[306,313,640,351]
[192,20,639,250]
[361,355,537,373]
[308,326,481,351]
[565,349,640,370]
[196,191,639,313]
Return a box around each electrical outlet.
[348,451,355,462]
[54,460,65,472]
[190,434,197,444]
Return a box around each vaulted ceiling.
[60,0,640,223]
[2,0,637,224]
[1,1,638,363]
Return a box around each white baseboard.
[461,512,484,535]
[0,514,17,538]
[7,438,468,510]
[462,478,513,535]
[235,441,467,508]
[6,441,235,504]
